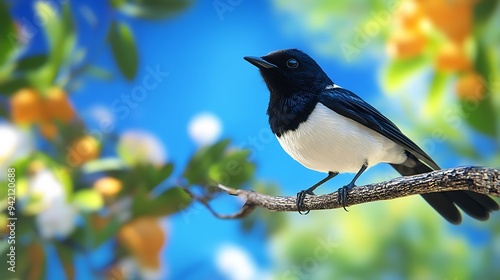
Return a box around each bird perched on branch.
[244,49,498,224]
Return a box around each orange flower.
[396,0,425,30]
[388,0,430,59]
[10,88,43,124]
[117,217,166,269]
[39,121,58,140]
[418,0,474,43]
[42,87,75,123]
[94,177,122,197]
[67,136,100,167]
[387,29,427,58]
[10,87,75,139]
[456,71,486,101]
[28,160,45,175]
[435,41,471,71]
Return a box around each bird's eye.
[286,58,299,69]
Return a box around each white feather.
[277,103,407,173]
[325,84,341,89]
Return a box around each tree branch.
[189,166,500,219]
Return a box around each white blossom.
[188,113,222,146]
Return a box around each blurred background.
[1,0,499,279]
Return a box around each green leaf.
[149,163,174,187]
[81,158,128,174]
[35,2,76,87]
[128,163,174,191]
[83,65,114,80]
[182,140,255,188]
[207,150,254,188]
[14,54,49,73]
[73,189,104,212]
[448,141,481,159]
[0,78,31,95]
[132,187,192,217]
[107,163,172,197]
[424,71,449,116]
[107,20,139,80]
[460,98,497,137]
[35,1,74,48]
[118,0,193,20]
[183,139,231,185]
[382,55,428,92]
[0,2,16,65]
[460,40,498,137]
[475,41,495,81]
[110,0,126,8]
[474,0,499,30]
[35,1,61,48]
[89,216,122,247]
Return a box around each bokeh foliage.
[0,1,252,279]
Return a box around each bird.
[243,48,498,224]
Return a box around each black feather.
[320,88,498,224]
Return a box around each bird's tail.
[391,153,498,224]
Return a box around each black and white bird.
[244,48,498,224]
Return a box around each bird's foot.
[296,189,315,215]
[337,183,355,212]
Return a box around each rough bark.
[186,166,500,219]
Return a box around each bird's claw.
[296,189,315,215]
[337,184,355,212]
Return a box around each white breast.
[277,103,407,173]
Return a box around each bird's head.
[244,49,332,97]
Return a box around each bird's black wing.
[319,87,498,224]
[319,87,440,170]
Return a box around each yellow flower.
[43,87,75,123]
[10,88,43,124]
[67,136,100,167]
[435,41,471,71]
[94,177,122,197]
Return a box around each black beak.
[244,56,277,69]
